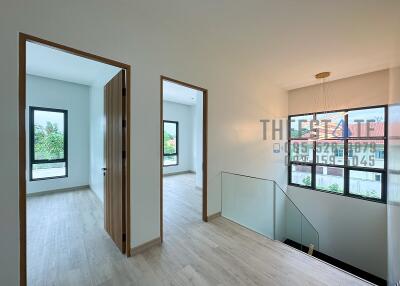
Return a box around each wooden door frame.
[160,76,208,242]
[19,33,132,286]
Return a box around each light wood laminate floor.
[27,174,370,286]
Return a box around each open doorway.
[160,76,208,241]
[19,34,131,286]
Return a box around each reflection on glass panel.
[32,162,66,180]
[290,140,313,163]
[348,140,384,169]
[291,164,312,187]
[349,170,382,199]
[316,112,346,139]
[348,107,385,138]
[34,110,65,160]
[316,166,344,193]
[221,172,275,239]
[163,155,177,166]
[163,122,177,155]
[316,140,344,165]
[290,115,313,139]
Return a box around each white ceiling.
[26,42,121,86]
[163,80,202,105]
[25,0,400,91]
[144,0,400,90]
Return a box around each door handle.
[102,167,107,177]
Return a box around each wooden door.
[104,70,126,253]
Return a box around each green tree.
[34,122,64,160]
[163,131,176,154]
[302,176,311,186]
[328,183,340,193]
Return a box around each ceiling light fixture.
[309,71,333,141]
[315,72,331,79]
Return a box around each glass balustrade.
[221,172,319,252]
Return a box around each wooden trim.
[26,185,90,197]
[19,32,27,286]
[160,77,164,243]
[125,66,132,257]
[20,33,129,70]
[131,237,162,255]
[207,212,221,221]
[203,89,208,222]
[161,76,208,92]
[19,33,132,286]
[160,75,208,243]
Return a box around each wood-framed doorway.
[19,33,132,286]
[160,75,208,242]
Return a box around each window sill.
[288,183,386,204]
[30,175,68,182]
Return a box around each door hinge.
[122,119,126,128]
[122,233,126,242]
[122,87,127,97]
[122,150,126,159]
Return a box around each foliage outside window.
[30,107,68,180]
[288,105,387,203]
[163,120,179,166]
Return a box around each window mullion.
[344,139,349,196]
[344,112,349,196]
[311,113,316,189]
[312,138,316,190]
[288,105,387,203]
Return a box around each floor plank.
[27,173,370,285]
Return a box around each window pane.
[316,112,346,139]
[163,122,177,155]
[290,140,313,163]
[316,166,344,193]
[290,115,313,139]
[348,140,384,169]
[34,110,65,160]
[348,107,385,138]
[316,140,344,165]
[291,164,312,187]
[349,170,382,199]
[163,155,177,166]
[32,162,66,180]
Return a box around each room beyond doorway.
[160,76,208,242]
[19,33,132,286]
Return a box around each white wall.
[288,186,387,279]
[192,93,203,188]
[89,84,105,203]
[287,71,390,279]
[89,66,120,203]
[163,101,194,174]
[0,2,289,284]
[289,70,389,115]
[0,2,398,285]
[387,66,400,285]
[26,75,90,194]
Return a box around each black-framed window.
[29,106,68,181]
[163,120,179,166]
[288,105,387,203]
